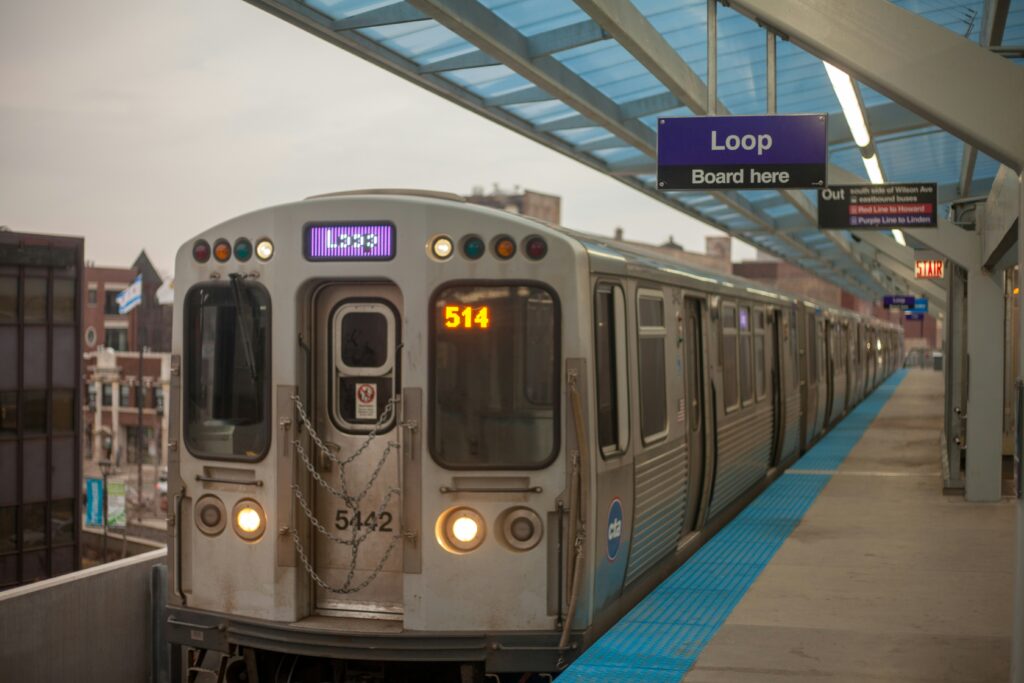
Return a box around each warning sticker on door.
[355,382,377,420]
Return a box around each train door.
[769,308,784,466]
[800,307,816,448]
[822,319,834,427]
[682,297,706,532]
[311,283,404,618]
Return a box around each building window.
[594,283,628,456]
[87,385,96,410]
[52,279,75,324]
[722,302,739,412]
[105,327,128,351]
[23,277,47,324]
[637,289,667,443]
[153,386,164,415]
[87,284,98,306]
[119,385,129,407]
[53,390,74,432]
[0,276,16,323]
[0,392,16,432]
[104,290,120,316]
[102,384,112,407]
[23,391,46,433]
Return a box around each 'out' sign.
[915,259,944,279]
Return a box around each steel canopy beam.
[727,0,1024,172]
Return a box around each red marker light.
[524,236,548,260]
[193,240,211,263]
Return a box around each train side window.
[183,280,271,460]
[739,306,753,406]
[754,308,766,401]
[721,302,739,412]
[637,289,667,443]
[594,284,629,456]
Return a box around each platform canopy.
[247,0,1024,305]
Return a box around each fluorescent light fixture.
[892,228,907,246]
[824,62,870,147]
[863,153,885,184]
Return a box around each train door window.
[686,308,701,433]
[184,280,271,460]
[637,289,667,443]
[807,314,817,384]
[721,302,739,412]
[594,284,629,456]
[332,302,397,431]
[754,307,766,401]
[431,284,559,469]
[739,305,753,406]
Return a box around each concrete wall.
[0,549,166,683]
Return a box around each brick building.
[83,251,171,354]
[464,185,561,225]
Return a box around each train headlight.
[431,236,454,260]
[195,495,227,536]
[255,238,274,261]
[437,507,485,553]
[501,507,543,551]
[232,499,266,541]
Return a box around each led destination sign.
[657,114,829,190]
[304,223,395,261]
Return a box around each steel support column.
[964,265,1005,502]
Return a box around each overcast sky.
[0,0,755,275]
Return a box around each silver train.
[165,190,902,682]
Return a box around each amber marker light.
[213,239,232,263]
[232,499,266,541]
[494,236,516,260]
[255,238,274,261]
[437,507,485,553]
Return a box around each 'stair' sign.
[915,259,944,279]
[657,114,828,190]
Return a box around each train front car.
[166,191,589,681]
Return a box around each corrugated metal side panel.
[624,440,688,585]
[709,403,773,519]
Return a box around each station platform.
[562,370,1017,683]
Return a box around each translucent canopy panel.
[252,0,1015,303]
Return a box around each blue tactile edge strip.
[559,369,908,682]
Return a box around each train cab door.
[310,283,404,618]
[682,297,706,532]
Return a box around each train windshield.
[431,284,559,469]
[184,279,271,459]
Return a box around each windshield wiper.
[229,273,258,382]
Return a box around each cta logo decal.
[606,498,624,561]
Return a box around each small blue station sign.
[658,114,828,190]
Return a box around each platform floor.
[561,370,1017,682]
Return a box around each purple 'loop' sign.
[304,223,396,261]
